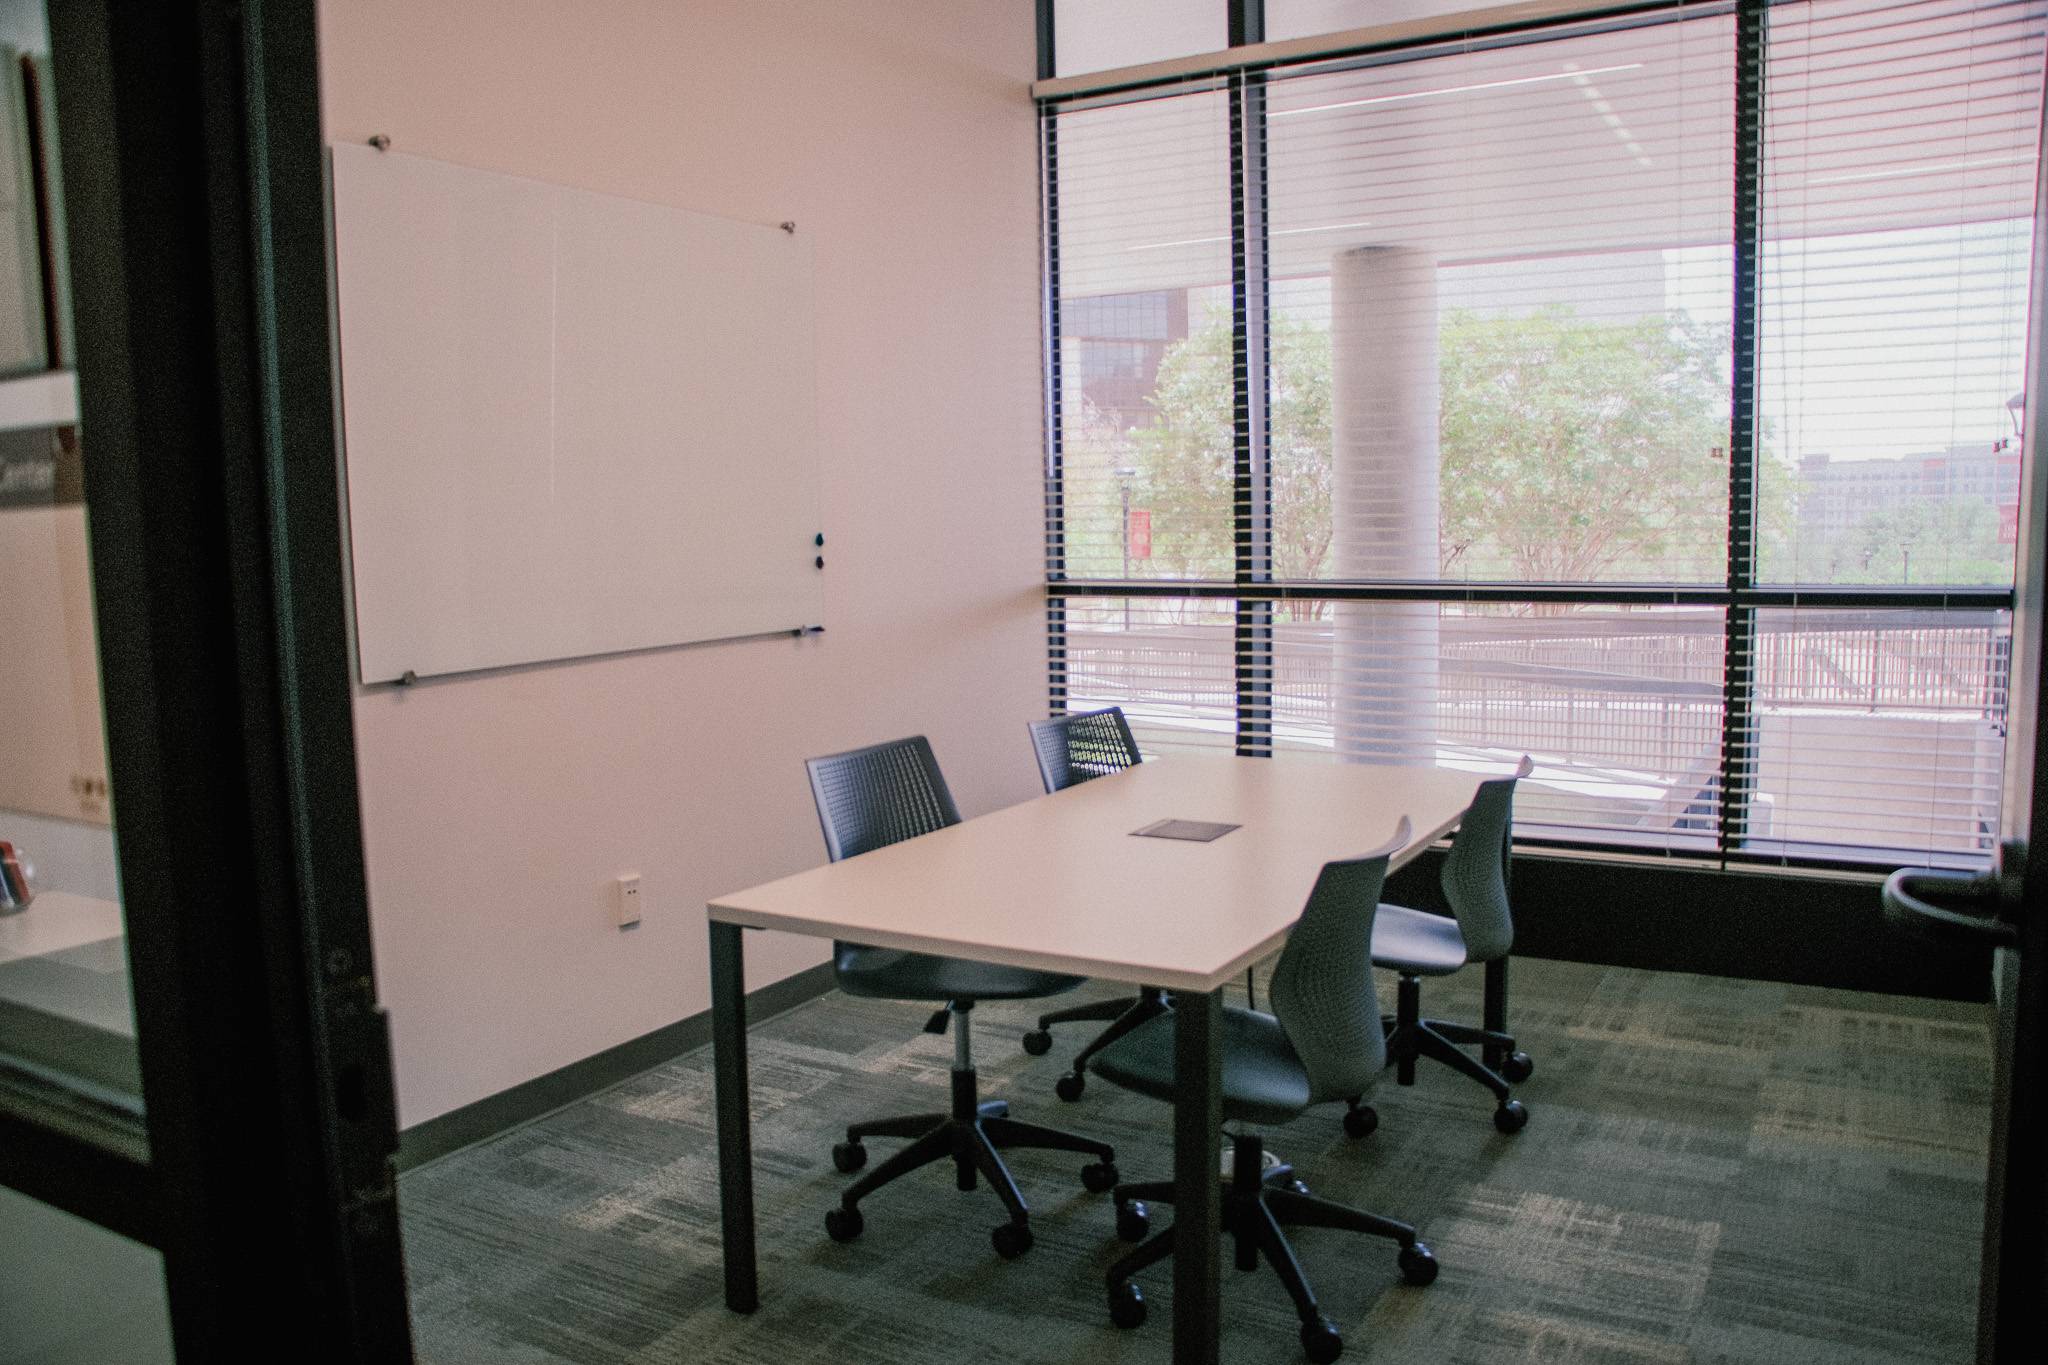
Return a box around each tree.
[1059,394,1145,578]
[1437,306,1732,582]
[1120,302,1747,592]
[1121,312,1333,583]
[1125,316,1232,580]
[1823,496,2011,585]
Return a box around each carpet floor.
[399,958,1992,1364]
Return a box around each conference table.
[707,753,1484,1364]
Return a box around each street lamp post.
[1114,466,1137,631]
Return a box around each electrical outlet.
[614,873,642,927]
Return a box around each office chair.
[806,736,1118,1260]
[1089,818,1438,1365]
[1017,707,1168,1100]
[1364,756,1535,1137]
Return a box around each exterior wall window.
[1043,0,2044,868]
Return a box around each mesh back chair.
[1087,819,1438,1365]
[1027,705,1141,793]
[1367,756,1536,1136]
[806,736,1119,1260]
[1018,708,1167,1100]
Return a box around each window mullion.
[1720,0,1767,862]
[1040,104,1069,717]
[1232,68,1274,757]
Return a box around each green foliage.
[1111,302,1745,589]
[1059,396,1144,578]
[1110,312,1336,582]
[1270,323,1334,581]
[1436,306,1732,581]
[1126,312,1233,579]
[1818,495,2012,585]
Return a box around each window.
[1264,1,1512,42]
[1052,0,1230,78]
[1042,0,2045,868]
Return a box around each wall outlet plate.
[614,873,642,927]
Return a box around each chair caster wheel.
[831,1141,867,1173]
[1054,1071,1086,1102]
[1115,1200,1150,1242]
[1501,1050,1533,1083]
[991,1220,1034,1260]
[1288,1179,1311,1196]
[1494,1100,1529,1134]
[1399,1241,1439,1286]
[1300,1315,1344,1363]
[1342,1104,1378,1139]
[1108,1279,1147,1329]
[1021,1029,1053,1057]
[1081,1160,1119,1193]
[824,1205,864,1242]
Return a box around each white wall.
[318,0,1047,1125]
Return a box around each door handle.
[1881,867,2020,948]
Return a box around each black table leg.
[1483,957,1509,1071]
[710,919,757,1313]
[1173,985,1222,1364]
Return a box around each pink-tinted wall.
[319,0,1046,1124]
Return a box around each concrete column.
[1330,245,1440,765]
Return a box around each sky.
[1667,219,2035,465]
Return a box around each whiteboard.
[329,144,822,683]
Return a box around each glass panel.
[1043,2,2033,867]
[0,1186,172,1363]
[1,0,139,1120]
[1742,608,2007,864]
[1053,0,1229,78]
[1264,15,1736,583]
[1269,601,1725,850]
[1059,596,1241,752]
[1053,90,1236,580]
[1758,0,2047,586]
[1266,0,1503,43]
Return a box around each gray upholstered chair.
[806,736,1118,1260]
[1018,707,1170,1099]
[1367,755,1535,1136]
[1087,818,1438,1365]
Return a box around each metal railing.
[1058,606,2007,857]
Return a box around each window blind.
[1736,0,2043,866]
[1261,14,1736,585]
[1043,0,2043,868]
[1049,86,1234,583]
[1759,0,2042,590]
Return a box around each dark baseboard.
[1382,848,1992,1002]
[396,960,838,1172]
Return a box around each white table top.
[0,890,125,965]
[709,755,1483,994]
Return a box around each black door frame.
[0,1,410,1358]
[1980,61,2048,1357]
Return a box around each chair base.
[1030,986,1171,1101]
[828,1064,1117,1255]
[1379,971,1530,1132]
[1103,1134,1434,1361]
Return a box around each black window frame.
[1036,0,2024,874]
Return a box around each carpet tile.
[402,960,1989,1364]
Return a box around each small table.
[707,754,1482,1364]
